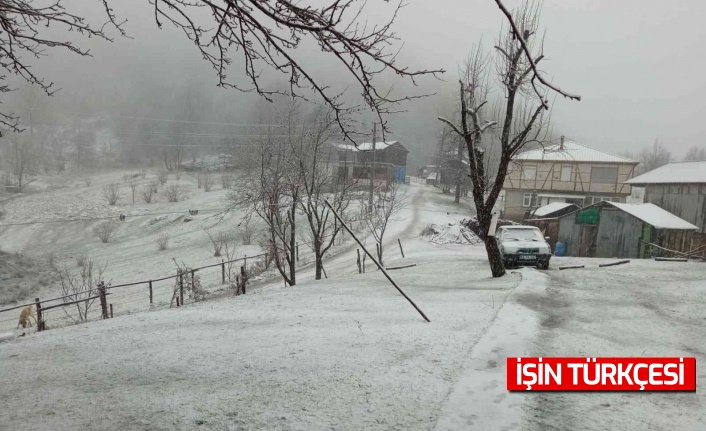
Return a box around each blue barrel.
[554,241,566,257]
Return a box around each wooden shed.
[553,201,698,258]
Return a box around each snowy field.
[1,178,705,430]
[0,168,394,331]
[0,239,521,430]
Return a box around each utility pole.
[436,129,446,189]
[368,122,377,214]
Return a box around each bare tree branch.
[493,0,581,106]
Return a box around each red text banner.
[506,357,696,391]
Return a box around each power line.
[7,106,315,128]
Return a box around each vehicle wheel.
[538,261,549,270]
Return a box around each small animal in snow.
[17,306,36,329]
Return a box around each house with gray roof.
[626,160,706,232]
[502,136,639,220]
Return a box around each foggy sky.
[19,0,706,163]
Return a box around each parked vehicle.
[496,225,552,269]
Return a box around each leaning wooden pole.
[324,200,430,322]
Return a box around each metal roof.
[532,202,575,217]
[626,161,706,185]
[607,202,698,230]
[331,141,406,152]
[514,141,638,164]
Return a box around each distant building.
[502,137,639,221]
[626,161,706,232]
[425,172,438,185]
[333,141,409,186]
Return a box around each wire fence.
[0,220,393,333]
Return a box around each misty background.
[5,0,706,171]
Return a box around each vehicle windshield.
[501,229,544,241]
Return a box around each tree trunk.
[485,236,506,278]
[289,203,297,286]
[478,208,506,278]
[315,253,323,280]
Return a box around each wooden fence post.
[149,280,153,305]
[99,283,108,319]
[190,270,195,293]
[296,243,300,262]
[244,255,247,270]
[35,297,44,332]
[179,274,184,306]
[240,266,247,295]
[398,239,405,258]
[221,259,225,284]
[110,304,114,318]
[356,249,362,274]
[176,297,180,307]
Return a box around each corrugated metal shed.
[551,201,697,258]
[514,141,637,164]
[626,161,706,185]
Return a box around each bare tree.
[202,173,214,192]
[683,146,706,162]
[155,233,169,251]
[93,221,118,243]
[206,230,229,257]
[102,184,121,205]
[0,1,124,131]
[164,184,182,202]
[127,174,138,204]
[439,1,579,277]
[636,139,671,174]
[231,107,301,286]
[150,178,160,193]
[0,2,440,140]
[364,183,408,266]
[238,213,256,245]
[157,171,168,186]
[292,104,357,280]
[4,134,35,190]
[220,172,234,189]
[57,259,108,323]
[141,185,155,203]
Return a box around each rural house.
[333,141,409,186]
[502,137,639,221]
[529,201,699,258]
[626,161,706,232]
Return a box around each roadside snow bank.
[434,268,547,431]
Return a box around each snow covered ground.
[0,241,520,430]
[0,168,401,330]
[1,178,705,430]
[521,256,706,431]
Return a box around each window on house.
[552,166,561,181]
[522,166,537,181]
[561,166,572,182]
[522,193,533,207]
[591,167,618,184]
